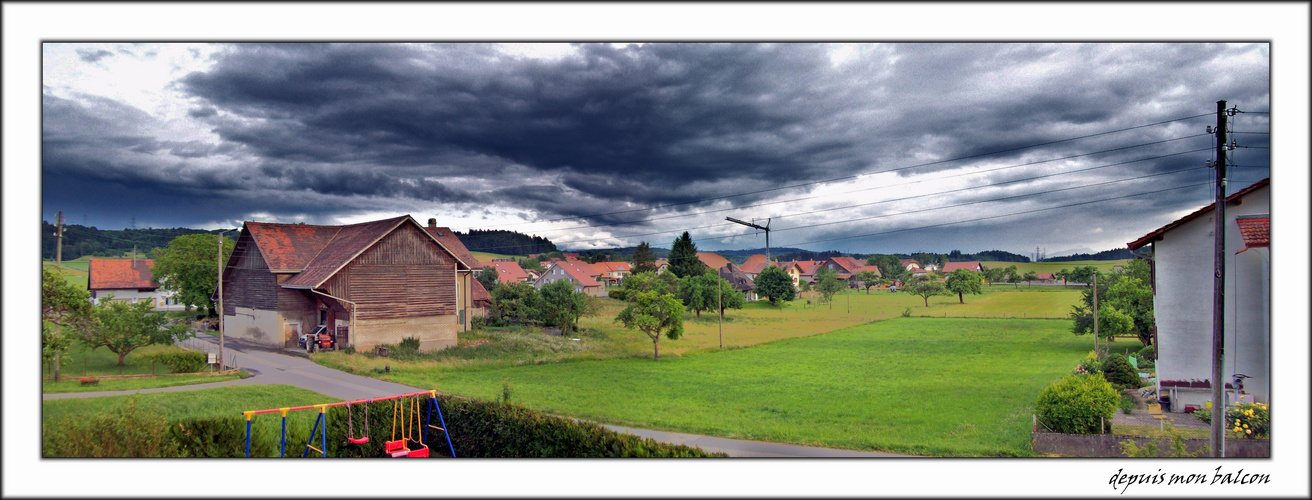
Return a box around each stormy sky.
[41,42,1271,256]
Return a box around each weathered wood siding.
[323,223,457,321]
[223,235,278,315]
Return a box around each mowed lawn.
[380,317,1091,456]
[43,260,89,289]
[981,260,1129,275]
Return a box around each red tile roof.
[88,259,157,290]
[1128,178,1270,250]
[245,222,343,271]
[740,254,770,274]
[424,226,481,270]
[281,216,410,288]
[825,256,865,274]
[549,261,601,287]
[794,260,821,276]
[1235,215,1270,252]
[697,252,731,270]
[593,261,631,274]
[900,259,921,269]
[854,265,883,277]
[471,278,492,304]
[480,260,530,283]
[941,261,982,273]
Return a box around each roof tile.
[88,259,157,290]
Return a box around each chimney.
[428,218,437,228]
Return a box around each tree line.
[455,229,557,255]
[42,221,220,261]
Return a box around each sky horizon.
[42,42,1271,257]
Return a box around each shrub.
[1101,353,1141,389]
[399,336,421,351]
[1193,407,1211,424]
[1226,402,1269,439]
[146,347,208,373]
[1119,392,1137,414]
[1137,344,1156,362]
[1035,373,1118,434]
[471,315,489,329]
[43,397,183,457]
[607,289,628,301]
[1120,421,1208,457]
[901,307,913,318]
[1074,350,1101,375]
[341,345,356,355]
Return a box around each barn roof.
[87,259,157,290]
[471,277,493,304]
[424,226,481,270]
[1128,178,1270,251]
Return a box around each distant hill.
[456,229,558,255]
[1044,248,1136,262]
[42,221,219,261]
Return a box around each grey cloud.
[77,48,115,63]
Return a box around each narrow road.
[45,333,913,457]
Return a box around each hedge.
[1036,373,1119,434]
[47,394,725,457]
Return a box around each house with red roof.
[941,261,983,273]
[696,252,731,271]
[480,260,530,284]
[654,258,671,274]
[771,261,804,288]
[87,258,180,309]
[1127,178,1269,411]
[591,261,632,285]
[535,260,604,296]
[739,254,770,278]
[900,259,922,271]
[217,215,477,351]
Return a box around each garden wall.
[1032,430,1270,457]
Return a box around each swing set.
[241,390,456,458]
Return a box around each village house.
[900,259,922,272]
[217,215,478,352]
[480,259,531,284]
[1127,178,1269,411]
[86,258,182,309]
[941,261,983,273]
[696,252,731,271]
[590,261,632,286]
[738,254,770,279]
[535,260,605,296]
[718,262,759,301]
[819,256,882,285]
[654,258,671,274]
[469,279,493,318]
[773,260,806,288]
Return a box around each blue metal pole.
[302,413,321,458]
[321,408,327,458]
[245,418,252,458]
[280,416,286,457]
[433,398,456,458]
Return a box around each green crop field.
[470,251,525,261]
[981,260,1130,275]
[368,317,1091,456]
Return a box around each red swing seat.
[384,439,410,457]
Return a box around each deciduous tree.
[43,267,91,381]
[814,266,843,308]
[78,298,192,367]
[904,277,948,307]
[540,279,588,334]
[477,267,501,293]
[491,281,543,325]
[753,265,796,307]
[615,291,684,360]
[152,233,234,316]
[854,270,881,294]
[945,269,983,304]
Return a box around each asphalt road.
[46,333,913,457]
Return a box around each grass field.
[470,251,525,261]
[316,287,1083,374]
[41,372,245,393]
[366,317,1090,456]
[981,260,1130,275]
[43,344,193,379]
[43,259,89,289]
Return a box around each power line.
[476,111,1216,230]
[777,181,1214,248]
[502,133,1214,236]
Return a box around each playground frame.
[242,390,456,458]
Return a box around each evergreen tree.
[668,232,708,278]
[631,241,658,274]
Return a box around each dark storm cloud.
[76,48,114,63]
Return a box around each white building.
[87,258,183,310]
[1127,178,1269,412]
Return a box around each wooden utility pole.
[55,211,64,268]
[218,232,225,369]
[717,276,723,349]
[1210,100,1229,457]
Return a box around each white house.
[87,258,183,310]
[1127,178,1269,412]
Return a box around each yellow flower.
[1243,423,1249,428]
[1246,429,1252,435]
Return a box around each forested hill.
[455,229,557,255]
[1043,248,1136,262]
[42,221,218,260]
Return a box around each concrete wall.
[1032,431,1270,457]
[223,306,282,347]
[1153,186,1269,410]
[353,314,457,351]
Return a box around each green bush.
[1226,402,1269,439]
[607,289,628,301]
[146,347,208,373]
[901,307,913,318]
[1036,373,1118,434]
[1074,350,1101,375]
[471,315,489,329]
[1101,353,1141,388]
[399,336,421,351]
[1137,344,1156,362]
[1119,392,1137,414]
[169,416,274,457]
[43,397,183,457]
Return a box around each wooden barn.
[219,215,477,351]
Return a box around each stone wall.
[1032,430,1270,457]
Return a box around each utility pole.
[717,276,723,349]
[725,217,771,263]
[55,211,64,268]
[1210,100,1229,457]
[217,232,226,370]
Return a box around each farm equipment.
[298,324,337,352]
